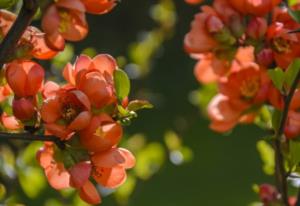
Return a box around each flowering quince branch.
[184,0,300,205]
[0,132,66,150]
[0,0,148,204]
[274,68,300,205]
[0,0,38,68]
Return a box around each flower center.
[240,77,260,99]
[61,104,79,123]
[272,37,291,53]
[58,10,71,33]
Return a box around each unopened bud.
[12,97,36,121]
[256,48,274,67]
[246,17,267,39]
[206,15,224,33]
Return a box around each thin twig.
[274,69,300,205]
[0,132,66,150]
[0,0,38,68]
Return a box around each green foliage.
[289,0,298,6]
[271,109,282,132]
[285,58,300,88]
[257,140,275,175]
[0,0,17,9]
[134,142,166,180]
[288,7,300,23]
[0,183,6,201]
[289,140,300,165]
[17,142,46,198]
[114,69,131,101]
[115,174,137,205]
[127,100,153,111]
[52,44,74,69]
[267,68,285,91]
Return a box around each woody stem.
[0,0,38,68]
[0,132,66,150]
[274,68,300,205]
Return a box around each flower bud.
[12,97,36,121]
[256,48,274,67]
[206,15,224,33]
[259,184,280,204]
[246,17,267,39]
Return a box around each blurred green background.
[0,0,272,205]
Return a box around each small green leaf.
[289,140,300,164]
[272,109,282,131]
[288,7,300,23]
[285,58,300,88]
[268,67,285,91]
[127,100,153,111]
[114,69,130,101]
[289,0,298,6]
[257,140,275,175]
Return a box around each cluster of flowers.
[185,0,300,137]
[0,0,141,205]
[185,0,300,205]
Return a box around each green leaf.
[114,69,130,101]
[0,0,17,9]
[257,140,275,175]
[127,100,153,111]
[19,167,46,198]
[268,67,285,91]
[289,0,298,6]
[272,109,282,131]
[288,7,300,23]
[134,143,165,180]
[289,140,300,164]
[285,58,300,88]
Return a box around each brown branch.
[274,68,300,205]
[0,0,38,69]
[0,132,66,150]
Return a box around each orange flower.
[41,82,92,139]
[184,6,219,54]
[80,0,116,14]
[91,147,135,188]
[79,114,122,152]
[20,26,59,60]
[0,11,58,60]
[41,0,88,51]
[63,54,117,108]
[185,0,203,5]
[228,0,282,16]
[219,63,269,109]
[36,143,101,204]
[193,46,255,84]
[5,61,45,97]
[208,94,242,132]
[1,112,21,130]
